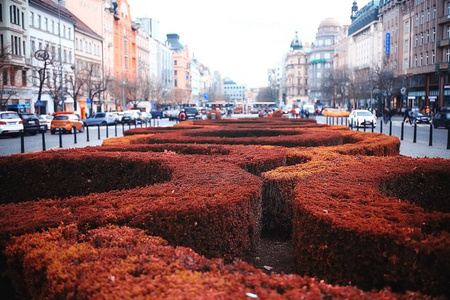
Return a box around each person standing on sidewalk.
[403,107,412,124]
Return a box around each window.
[432,28,436,41]
[447,49,450,62]
[10,5,20,25]
[0,4,2,22]
[427,8,430,22]
[404,58,409,70]
[433,5,436,19]
[420,32,423,45]
[432,50,435,63]
[51,20,54,33]
[68,28,71,39]
[174,79,177,87]
[426,30,429,43]
[404,40,409,52]
[421,11,424,24]
[31,40,35,53]
[426,51,429,65]
[3,70,8,85]
[414,54,417,67]
[415,14,418,26]
[44,17,48,31]
[63,25,65,38]
[37,14,41,28]
[415,35,418,47]
[174,60,177,66]
[448,2,450,16]
[420,53,423,66]
[21,70,26,86]
[174,70,177,75]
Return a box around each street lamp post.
[57,0,65,111]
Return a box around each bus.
[250,102,278,114]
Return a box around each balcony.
[437,39,450,47]
[438,15,450,25]
[437,62,449,70]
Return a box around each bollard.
[73,126,77,144]
[380,120,383,134]
[41,130,46,151]
[371,122,374,132]
[115,123,118,137]
[122,123,125,135]
[59,128,63,148]
[97,125,101,140]
[447,128,450,150]
[356,122,359,131]
[86,125,90,142]
[157,119,160,127]
[413,123,417,143]
[20,130,25,153]
[389,120,392,136]
[429,123,433,146]
[106,123,109,138]
[350,120,353,130]
[128,122,131,130]
[345,117,348,126]
[401,122,404,140]
[326,116,328,125]
[364,122,366,132]
[135,122,137,129]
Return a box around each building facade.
[0,0,32,112]
[309,18,343,103]
[283,32,310,108]
[167,33,191,104]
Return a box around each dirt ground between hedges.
[244,235,296,275]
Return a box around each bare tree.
[84,64,109,114]
[65,65,85,112]
[0,46,12,111]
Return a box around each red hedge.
[5,225,426,299]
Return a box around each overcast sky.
[128,0,357,88]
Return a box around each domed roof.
[319,18,341,28]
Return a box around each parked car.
[51,112,84,134]
[0,111,23,136]
[348,109,377,128]
[83,112,117,126]
[432,107,450,129]
[321,107,335,116]
[185,107,200,119]
[36,114,49,133]
[18,113,41,135]
[331,108,350,117]
[410,112,431,124]
[40,115,54,127]
[121,111,142,125]
[140,112,152,122]
[166,110,180,121]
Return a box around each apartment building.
[167,33,191,104]
[283,32,309,107]
[0,0,33,112]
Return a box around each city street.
[1,114,449,159]
[0,118,176,157]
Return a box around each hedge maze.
[0,117,448,299]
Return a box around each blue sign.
[36,100,42,106]
[385,33,390,55]
[87,97,91,104]
[204,93,209,100]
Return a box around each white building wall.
[29,1,76,113]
